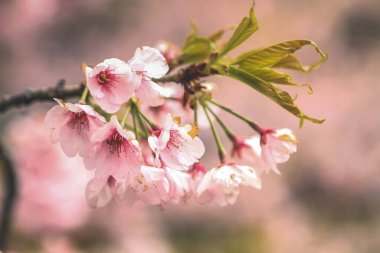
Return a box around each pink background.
[1,0,380,252]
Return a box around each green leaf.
[234,40,327,71]
[227,66,324,126]
[241,67,313,93]
[184,19,199,45]
[219,7,258,57]
[248,68,292,84]
[180,37,214,63]
[178,20,215,64]
[207,26,235,42]
[272,52,327,72]
[208,29,226,42]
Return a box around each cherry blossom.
[165,167,192,204]
[144,84,193,126]
[129,46,170,106]
[44,98,105,157]
[197,164,261,206]
[232,129,297,175]
[155,40,180,63]
[145,83,218,129]
[86,58,139,113]
[84,115,142,180]
[148,114,205,170]
[232,136,269,175]
[123,165,170,206]
[260,128,297,175]
[189,163,214,204]
[85,175,120,208]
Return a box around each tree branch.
[0,142,18,252]
[0,63,215,114]
[0,80,85,114]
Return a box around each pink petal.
[133,46,169,78]
[135,79,168,106]
[86,66,105,98]
[236,165,261,189]
[59,124,83,157]
[44,105,68,143]
[85,177,113,208]
[93,95,122,113]
[166,168,191,203]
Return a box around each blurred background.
[1,0,380,252]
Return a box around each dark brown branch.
[154,63,211,85]
[0,80,85,113]
[0,143,18,252]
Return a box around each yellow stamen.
[187,123,199,139]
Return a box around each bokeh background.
[1,0,380,252]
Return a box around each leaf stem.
[209,100,264,135]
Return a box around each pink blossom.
[165,167,192,204]
[144,84,193,127]
[85,175,121,208]
[5,114,90,234]
[155,40,180,63]
[148,114,205,170]
[232,129,297,175]
[232,136,269,175]
[129,46,170,106]
[84,115,142,180]
[144,83,218,129]
[123,165,170,206]
[260,128,297,174]
[197,164,261,206]
[189,163,214,204]
[86,58,139,113]
[45,99,105,157]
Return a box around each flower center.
[106,131,128,155]
[107,176,116,188]
[97,70,111,85]
[135,70,145,77]
[67,111,89,132]
[168,130,183,149]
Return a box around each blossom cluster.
[45,45,297,208]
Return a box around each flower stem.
[135,108,149,137]
[209,100,264,135]
[125,124,147,138]
[201,102,226,163]
[205,103,235,142]
[80,85,89,103]
[135,107,158,131]
[131,107,139,140]
[120,103,131,126]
